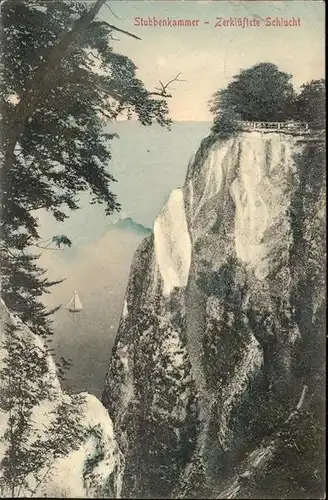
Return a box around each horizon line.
[114,119,212,123]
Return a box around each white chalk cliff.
[103,130,325,498]
[0,299,123,498]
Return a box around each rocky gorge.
[0,128,325,498]
[102,129,325,499]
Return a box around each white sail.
[66,290,83,312]
[74,292,83,311]
[66,296,74,309]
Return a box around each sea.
[38,120,211,397]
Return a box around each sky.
[100,0,325,121]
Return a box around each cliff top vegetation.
[209,63,325,137]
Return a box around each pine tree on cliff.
[0,0,174,338]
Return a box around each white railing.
[238,120,309,131]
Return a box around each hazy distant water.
[40,228,144,396]
[109,121,211,227]
[38,121,211,397]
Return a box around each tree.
[210,108,241,138]
[0,1,177,495]
[0,321,87,497]
[295,79,325,129]
[209,62,295,123]
[51,235,72,249]
[0,0,175,337]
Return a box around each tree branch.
[97,72,185,103]
[103,2,122,21]
[150,72,186,98]
[96,84,124,102]
[30,460,56,497]
[99,21,141,40]
[0,0,140,177]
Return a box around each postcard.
[0,0,325,498]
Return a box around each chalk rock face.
[102,131,325,498]
[0,299,123,498]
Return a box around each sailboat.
[66,290,83,313]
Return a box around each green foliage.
[44,394,87,459]
[0,250,61,337]
[0,0,171,337]
[0,322,87,497]
[0,10,172,492]
[209,63,295,122]
[295,79,325,129]
[82,424,105,495]
[209,62,325,133]
[210,108,241,139]
[82,422,120,498]
[51,235,72,248]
